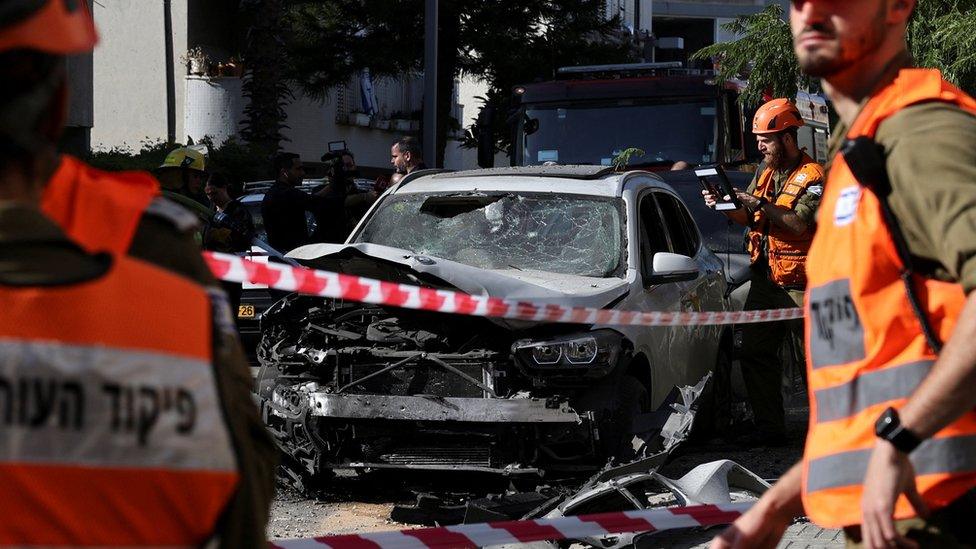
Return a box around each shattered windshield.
[521,100,717,167]
[354,192,625,277]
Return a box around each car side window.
[639,193,670,275]
[656,193,700,257]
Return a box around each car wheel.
[691,343,733,441]
[606,374,651,463]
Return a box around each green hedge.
[85,139,171,172]
[85,137,275,184]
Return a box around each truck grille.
[380,446,491,467]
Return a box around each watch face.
[874,407,921,453]
[875,408,896,437]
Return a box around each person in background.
[309,149,356,244]
[204,171,255,316]
[261,152,332,253]
[154,146,213,246]
[373,174,392,195]
[390,136,428,174]
[368,170,402,201]
[156,146,213,215]
[334,149,374,235]
[703,98,824,448]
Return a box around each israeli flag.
[360,68,378,117]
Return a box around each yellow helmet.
[158,146,206,172]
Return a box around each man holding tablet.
[702,98,825,447]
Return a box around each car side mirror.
[646,252,700,284]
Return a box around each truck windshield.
[521,100,717,167]
[354,192,625,278]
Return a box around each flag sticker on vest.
[808,279,866,369]
[834,186,861,226]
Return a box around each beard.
[765,150,786,170]
[794,6,887,78]
[797,47,847,78]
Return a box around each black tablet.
[694,165,742,211]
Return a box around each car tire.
[606,374,651,463]
[573,372,650,464]
[691,343,733,441]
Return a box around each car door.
[621,190,690,406]
[654,191,724,384]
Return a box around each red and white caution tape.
[268,502,751,548]
[204,251,803,326]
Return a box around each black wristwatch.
[875,407,923,454]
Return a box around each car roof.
[240,179,324,202]
[243,178,325,193]
[431,165,616,180]
[396,165,641,198]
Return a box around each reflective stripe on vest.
[801,69,976,528]
[41,155,159,255]
[807,434,976,493]
[747,153,822,287]
[0,257,239,547]
[814,359,932,422]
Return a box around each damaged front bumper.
[263,383,600,480]
[304,393,583,423]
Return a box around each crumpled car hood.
[288,242,630,311]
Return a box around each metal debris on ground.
[384,373,771,549]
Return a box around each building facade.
[72,0,788,171]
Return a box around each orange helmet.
[0,0,98,55]
[752,98,805,135]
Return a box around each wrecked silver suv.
[255,165,732,486]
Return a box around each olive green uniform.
[132,200,277,548]
[828,101,976,548]
[739,159,822,439]
[2,198,277,548]
[828,101,976,291]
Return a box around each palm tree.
[693,2,976,108]
[239,0,293,160]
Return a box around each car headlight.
[530,343,563,365]
[513,330,622,368]
[565,337,599,364]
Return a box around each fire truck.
[476,62,829,170]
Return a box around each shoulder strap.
[840,136,943,353]
[851,69,976,138]
[144,196,201,233]
[160,190,213,224]
[748,168,774,230]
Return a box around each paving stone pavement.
[633,519,844,548]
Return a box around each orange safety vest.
[0,256,239,546]
[41,155,159,255]
[802,69,976,528]
[747,152,823,288]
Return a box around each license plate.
[238,304,255,319]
